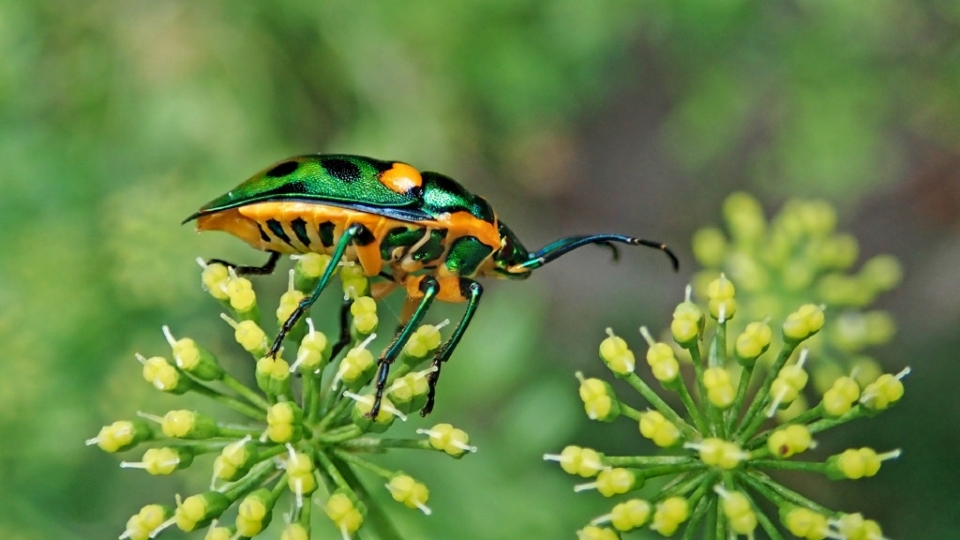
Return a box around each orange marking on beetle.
[404,274,468,303]
[380,162,423,194]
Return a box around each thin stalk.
[220,373,272,411]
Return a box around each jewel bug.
[185,154,678,417]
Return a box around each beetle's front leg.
[267,224,366,359]
[368,276,441,418]
[208,250,281,276]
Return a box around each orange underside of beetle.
[195,201,501,303]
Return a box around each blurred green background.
[2,1,959,538]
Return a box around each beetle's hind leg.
[421,279,483,416]
[207,250,281,276]
[368,276,441,418]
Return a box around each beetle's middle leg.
[207,250,281,276]
[267,224,367,359]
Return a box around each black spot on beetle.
[266,219,294,247]
[323,158,362,183]
[291,218,312,247]
[256,223,271,243]
[319,221,335,247]
[266,160,299,177]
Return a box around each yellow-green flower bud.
[863,310,896,345]
[646,343,679,383]
[401,323,444,362]
[280,523,310,540]
[695,438,746,469]
[294,252,332,283]
[324,491,365,535]
[140,355,192,394]
[165,328,224,381]
[782,304,824,342]
[286,452,318,498]
[610,498,652,531]
[691,227,728,267]
[860,254,902,292]
[161,410,219,439]
[599,331,636,376]
[389,371,430,413]
[200,262,230,301]
[213,437,258,481]
[422,423,475,458]
[266,401,303,443]
[277,292,306,328]
[822,376,860,417]
[256,355,292,397]
[703,367,736,409]
[596,467,642,497]
[340,263,369,296]
[387,474,431,513]
[548,445,605,477]
[293,322,329,374]
[576,525,619,540]
[221,315,268,357]
[826,448,882,480]
[88,419,154,453]
[767,424,813,459]
[351,394,398,433]
[175,491,230,532]
[735,321,772,365]
[236,488,275,537]
[781,507,829,540]
[719,490,756,535]
[836,513,884,540]
[670,302,703,346]
[204,526,232,540]
[707,276,737,321]
[650,496,690,537]
[351,296,378,335]
[121,446,194,475]
[723,192,766,243]
[638,411,680,448]
[338,345,376,389]
[860,372,906,413]
[225,276,257,316]
[123,504,173,540]
[578,376,621,422]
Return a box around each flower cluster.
[692,193,902,395]
[547,276,907,539]
[89,254,474,540]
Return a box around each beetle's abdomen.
[196,201,501,279]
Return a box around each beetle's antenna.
[520,234,679,272]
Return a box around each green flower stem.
[724,363,754,434]
[618,402,644,422]
[220,460,279,501]
[345,437,430,452]
[269,470,290,500]
[623,373,700,439]
[715,495,726,540]
[189,384,267,421]
[683,340,708,404]
[331,448,394,479]
[734,341,799,442]
[741,471,831,515]
[216,425,266,438]
[317,396,356,432]
[303,374,321,424]
[714,320,727,369]
[748,460,828,474]
[298,491,312,526]
[674,376,711,435]
[603,455,698,467]
[335,455,404,540]
[220,373,272,411]
[317,425,363,445]
[660,470,714,500]
[682,494,713,540]
[313,448,352,493]
[702,497,717,540]
[805,406,865,436]
[705,339,727,439]
[640,462,707,479]
[742,488,786,540]
[317,376,343,420]
[256,444,289,462]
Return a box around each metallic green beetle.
[186,154,677,416]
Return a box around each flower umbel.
[93,254,474,539]
[692,193,902,395]
[547,278,907,539]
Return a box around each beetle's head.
[492,223,680,279]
